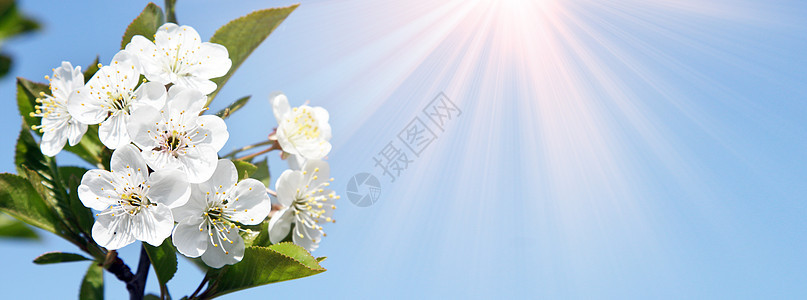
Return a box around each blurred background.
[1,0,807,298]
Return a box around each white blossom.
[271,92,332,160]
[78,145,190,249]
[67,50,166,149]
[172,159,271,268]
[125,23,232,95]
[267,159,337,252]
[30,61,88,156]
[128,85,228,183]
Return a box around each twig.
[222,140,273,158]
[188,274,209,299]
[127,245,151,300]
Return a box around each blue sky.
[1,0,806,298]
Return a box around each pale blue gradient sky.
[1,0,806,298]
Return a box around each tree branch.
[128,245,151,300]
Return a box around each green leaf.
[65,125,108,169]
[62,166,94,233]
[206,4,298,106]
[14,128,73,224]
[143,239,178,288]
[83,56,100,82]
[0,212,39,240]
[0,173,61,235]
[144,294,160,300]
[316,256,327,263]
[164,0,177,24]
[200,243,325,298]
[121,2,165,49]
[33,251,91,264]
[214,95,251,119]
[232,160,257,181]
[0,1,40,42]
[0,53,10,78]
[79,263,104,300]
[251,158,271,187]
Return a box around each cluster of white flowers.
[267,92,338,252]
[32,23,339,268]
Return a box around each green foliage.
[80,263,104,300]
[143,239,178,291]
[0,173,61,235]
[0,0,39,42]
[0,212,38,240]
[251,158,271,187]
[121,2,165,49]
[0,0,39,79]
[61,166,94,234]
[214,95,251,119]
[232,160,257,181]
[0,53,9,78]
[206,4,299,105]
[12,128,104,258]
[33,251,91,264]
[164,0,177,24]
[200,243,326,298]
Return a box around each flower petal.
[51,61,82,99]
[292,221,321,252]
[176,145,218,183]
[275,170,303,207]
[297,141,331,160]
[98,112,131,149]
[302,159,331,188]
[200,228,244,268]
[172,222,208,258]
[229,178,271,225]
[66,120,88,146]
[275,126,299,156]
[192,43,231,79]
[92,212,136,250]
[110,49,142,78]
[287,154,305,171]
[110,144,148,179]
[125,36,168,83]
[196,115,228,151]
[67,89,107,125]
[204,159,238,191]
[147,169,190,209]
[78,170,118,211]
[175,75,217,95]
[40,129,68,157]
[132,204,174,246]
[131,81,167,111]
[166,85,204,127]
[267,207,293,244]
[127,105,161,150]
[271,92,290,122]
[172,186,207,224]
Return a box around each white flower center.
[284,107,322,142]
[99,186,153,217]
[291,168,337,241]
[200,187,242,255]
[31,95,70,133]
[103,92,135,115]
[161,39,200,77]
[154,130,191,157]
